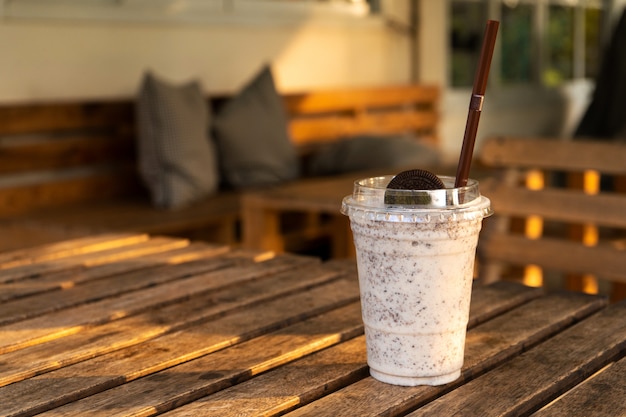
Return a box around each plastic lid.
[341,175,492,223]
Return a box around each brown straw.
[454,20,499,188]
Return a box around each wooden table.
[241,171,360,258]
[1,233,625,416]
[240,165,489,258]
[241,168,435,258]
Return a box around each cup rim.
[341,175,492,222]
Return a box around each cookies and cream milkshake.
[341,174,491,386]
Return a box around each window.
[450,0,604,87]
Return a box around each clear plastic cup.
[341,175,492,386]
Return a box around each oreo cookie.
[384,169,445,205]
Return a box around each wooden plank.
[0,259,341,389]
[533,356,626,417]
[0,167,143,216]
[480,137,626,175]
[22,191,241,236]
[0,254,317,354]
[241,197,285,253]
[0,233,148,268]
[478,136,626,301]
[0,133,134,174]
[467,281,543,327]
[0,242,230,302]
[481,233,626,283]
[0,272,359,416]
[162,283,542,417]
[166,336,369,417]
[0,250,235,325]
[288,110,438,145]
[283,84,439,114]
[408,300,626,416]
[482,178,626,228]
[0,221,94,253]
[322,258,359,274]
[0,274,533,416]
[0,100,133,135]
[0,236,189,284]
[84,194,241,233]
[8,302,364,416]
[240,167,394,214]
[160,283,540,417]
[284,292,606,417]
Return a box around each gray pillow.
[307,135,441,176]
[136,72,219,209]
[213,66,299,188]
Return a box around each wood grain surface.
[1,236,623,417]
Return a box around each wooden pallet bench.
[0,84,440,251]
[478,136,626,301]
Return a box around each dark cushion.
[307,135,441,176]
[213,65,299,188]
[136,72,219,209]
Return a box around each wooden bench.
[0,84,440,252]
[478,136,626,301]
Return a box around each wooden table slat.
[0,233,148,268]
[0,274,361,416]
[26,303,365,417]
[407,299,626,417]
[0,256,235,326]
[1,235,621,417]
[0,254,317,355]
[166,283,544,416]
[467,280,543,327]
[163,336,369,417]
[0,235,189,284]
[532,357,626,417]
[0,262,350,389]
[0,242,231,302]
[283,292,607,417]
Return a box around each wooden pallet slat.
[482,179,626,228]
[0,167,144,217]
[283,84,440,114]
[289,110,438,145]
[480,137,626,175]
[0,100,134,135]
[481,234,626,283]
[0,133,135,174]
[478,136,626,299]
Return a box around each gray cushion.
[136,72,219,209]
[307,135,441,176]
[213,66,299,188]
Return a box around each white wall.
[0,15,412,103]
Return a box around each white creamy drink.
[342,175,491,386]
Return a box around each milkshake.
[341,175,491,386]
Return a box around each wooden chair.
[478,136,626,302]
